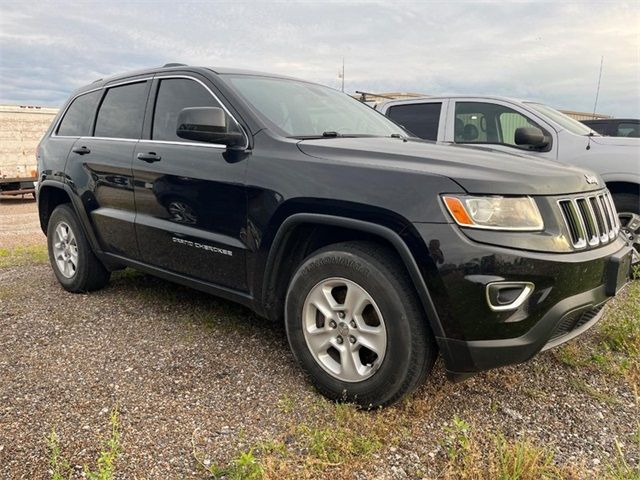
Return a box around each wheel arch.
[37,181,103,256]
[261,213,447,342]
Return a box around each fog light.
[486,282,534,311]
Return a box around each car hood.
[589,135,640,147]
[297,137,602,195]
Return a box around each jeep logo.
[584,174,599,185]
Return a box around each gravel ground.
[0,197,44,248]
[0,203,638,479]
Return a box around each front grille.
[558,190,619,249]
[549,304,604,342]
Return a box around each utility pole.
[339,57,345,92]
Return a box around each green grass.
[0,245,48,268]
[553,280,640,387]
[47,406,121,480]
[440,416,579,479]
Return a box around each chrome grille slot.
[558,200,586,248]
[558,190,619,249]
[576,198,598,246]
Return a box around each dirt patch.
[0,197,45,248]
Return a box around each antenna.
[587,56,604,151]
[592,56,604,118]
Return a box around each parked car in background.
[377,96,640,256]
[581,118,639,138]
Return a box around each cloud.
[0,0,638,116]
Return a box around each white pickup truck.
[376,95,640,252]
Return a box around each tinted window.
[94,82,148,139]
[454,102,542,147]
[152,78,221,142]
[583,121,607,135]
[387,103,442,140]
[617,122,639,138]
[56,91,100,136]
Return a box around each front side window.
[386,103,442,141]
[617,122,639,138]
[454,102,543,147]
[56,91,100,136]
[224,75,406,138]
[152,78,226,142]
[94,82,148,139]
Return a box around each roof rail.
[162,62,187,68]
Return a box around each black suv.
[37,65,633,407]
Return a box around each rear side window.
[386,103,442,141]
[56,91,100,136]
[152,78,221,142]
[94,82,148,139]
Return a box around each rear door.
[384,100,447,141]
[44,89,101,187]
[132,74,249,291]
[64,78,151,259]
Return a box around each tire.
[47,203,110,292]
[612,192,640,256]
[612,192,640,216]
[285,241,436,408]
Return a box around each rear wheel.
[285,241,436,408]
[47,204,110,292]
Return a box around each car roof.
[73,64,308,97]
[376,94,535,109]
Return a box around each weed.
[84,406,121,480]
[47,406,121,480]
[207,449,263,480]
[47,429,71,480]
[440,416,579,479]
[606,438,640,480]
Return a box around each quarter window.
[386,103,442,141]
[94,82,148,139]
[152,78,222,142]
[56,91,100,136]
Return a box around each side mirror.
[514,127,549,149]
[176,107,244,147]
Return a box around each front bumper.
[409,223,633,378]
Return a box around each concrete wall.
[0,105,59,179]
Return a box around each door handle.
[72,146,91,155]
[137,152,161,163]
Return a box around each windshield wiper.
[322,131,340,137]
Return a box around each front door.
[132,76,248,291]
[447,100,557,161]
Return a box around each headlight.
[442,195,544,231]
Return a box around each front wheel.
[285,241,436,408]
[47,204,110,292]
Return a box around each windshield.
[224,75,407,138]
[525,102,597,136]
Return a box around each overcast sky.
[1,1,639,117]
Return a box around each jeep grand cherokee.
[36,64,633,407]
